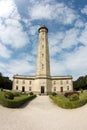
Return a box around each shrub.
[29,92,34,95]
[4,92,14,100]
[12,92,21,97]
[69,94,79,101]
[51,92,57,96]
[64,91,79,97]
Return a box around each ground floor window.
[67,86,69,90]
[29,87,32,91]
[54,87,56,92]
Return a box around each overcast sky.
[0,0,87,80]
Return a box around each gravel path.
[0,96,87,130]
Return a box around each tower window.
[42,54,44,57]
[42,64,44,69]
[42,38,44,41]
[42,45,44,49]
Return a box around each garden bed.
[0,91,36,108]
[50,92,87,109]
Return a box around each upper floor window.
[16,80,18,84]
[54,81,56,85]
[60,80,63,85]
[29,81,32,85]
[66,80,69,84]
[22,80,25,84]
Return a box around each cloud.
[0,0,20,19]
[28,1,77,25]
[81,5,87,15]
[0,0,29,49]
[0,43,12,58]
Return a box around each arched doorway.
[41,86,44,94]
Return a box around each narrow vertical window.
[42,64,44,69]
[42,54,44,57]
[42,45,44,49]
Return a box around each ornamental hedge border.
[0,92,36,108]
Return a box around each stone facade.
[13,25,73,94]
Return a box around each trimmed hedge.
[0,92,36,108]
[50,92,87,109]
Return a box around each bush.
[4,92,14,100]
[64,91,79,97]
[29,92,34,95]
[51,92,57,96]
[12,92,21,97]
[69,94,79,101]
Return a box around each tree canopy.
[73,75,87,90]
[0,73,12,90]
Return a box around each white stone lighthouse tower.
[36,25,50,77]
[35,25,51,94]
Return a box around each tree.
[73,75,87,90]
[0,73,12,90]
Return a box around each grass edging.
[0,92,36,108]
[50,93,87,109]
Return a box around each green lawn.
[50,92,87,109]
[0,91,36,108]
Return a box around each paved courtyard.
[0,96,87,130]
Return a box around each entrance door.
[60,87,63,92]
[41,86,44,94]
[22,86,25,92]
